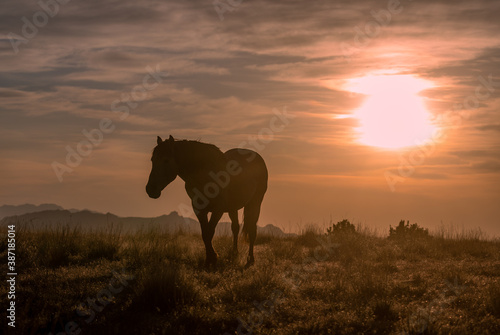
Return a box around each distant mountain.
[0,203,93,220]
[0,208,293,237]
[0,203,64,220]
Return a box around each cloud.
[1,0,499,234]
[471,160,500,173]
[0,88,28,97]
[478,124,500,132]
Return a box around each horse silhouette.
[146,135,268,267]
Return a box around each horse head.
[146,135,178,199]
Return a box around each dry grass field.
[1,220,499,335]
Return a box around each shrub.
[389,220,429,239]
[295,225,321,248]
[326,219,356,235]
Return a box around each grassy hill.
[1,221,499,334]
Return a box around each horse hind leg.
[243,200,262,268]
[229,210,239,258]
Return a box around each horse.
[146,135,268,268]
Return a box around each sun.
[347,74,436,149]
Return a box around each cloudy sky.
[1,0,499,235]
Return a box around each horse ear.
[157,136,162,145]
[168,135,174,142]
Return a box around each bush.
[295,225,321,248]
[389,220,429,239]
[326,219,356,235]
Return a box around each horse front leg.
[197,210,223,267]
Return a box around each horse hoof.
[244,259,254,269]
[230,250,239,259]
[205,254,218,269]
[204,262,216,271]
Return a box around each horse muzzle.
[146,185,161,199]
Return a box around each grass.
[0,222,499,334]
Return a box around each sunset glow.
[348,75,436,149]
[2,1,500,333]
[0,0,499,238]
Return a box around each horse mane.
[174,139,226,171]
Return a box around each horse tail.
[242,212,257,244]
[242,199,261,241]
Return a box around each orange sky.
[1,0,499,235]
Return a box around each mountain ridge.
[0,203,92,220]
[0,204,293,237]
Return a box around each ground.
[1,223,499,334]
